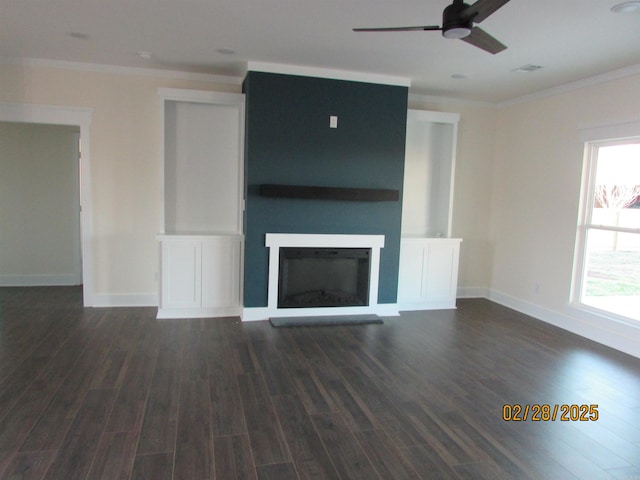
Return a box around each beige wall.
[0,63,240,302]
[0,121,81,284]
[490,73,640,357]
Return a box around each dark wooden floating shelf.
[259,184,399,202]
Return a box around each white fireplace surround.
[241,233,400,321]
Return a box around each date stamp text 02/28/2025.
[502,404,599,422]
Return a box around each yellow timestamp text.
[502,404,599,422]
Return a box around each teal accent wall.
[243,71,408,307]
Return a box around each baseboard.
[241,307,270,322]
[242,303,400,322]
[92,293,158,308]
[157,306,241,319]
[398,300,457,311]
[0,274,81,287]
[488,289,640,359]
[457,286,489,298]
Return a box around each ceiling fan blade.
[353,25,441,32]
[462,0,510,23]
[461,26,507,54]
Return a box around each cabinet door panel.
[162,240,201,308]
[398,242,426,303]
[424,243,456,301]
[202,239,240,308]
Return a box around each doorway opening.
[0,103,93,306]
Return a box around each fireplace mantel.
[265,233,385,249]
[241,233,400,321]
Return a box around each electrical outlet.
[330,115,338,128]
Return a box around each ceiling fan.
[353,0,511,54]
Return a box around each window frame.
[572,136,640,321]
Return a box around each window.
[573,138,640,321]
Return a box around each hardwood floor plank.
[436,409,534,478]
[0,450,56,480]
[42,388,116,480]
[311,361,378,432]
[0,309,70,385]
[339,365,399,414]
[311,412,382,480]
[272,394,339,480]
[551,423,632,471]
[209,365,246,436]
[402,443,464,480]
[18,331,114,452]
[105,349,158,433]
[523,424,621,479]
[607,466,640,479]
[130,452,174,480]
[236,373,290,466]
[250,340,297,396]
[87,430,138,480]
[255,463,299,480]
[353,429,420,480]
[0,377,63,453]
[397,402,482,465]
[90,348,129,390]
[179,320,210,382]
[285,364,335,415]
[173,379,214,480]
[232,342,261,374]
[453,459,519,480]
[213,434,258,480]
[136,362,180,455]
[0,315,83,419]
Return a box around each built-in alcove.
[157,89,245,319]
[398,109,462,310]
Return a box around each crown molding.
[497,63,640,108]
[246,61,411,87]
[408,92,496,110]
[1,57,243,85]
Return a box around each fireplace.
[238,233,398,321]
[278,247,371,308]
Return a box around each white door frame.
[0,102,95,306]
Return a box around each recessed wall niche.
[163,92,244,234]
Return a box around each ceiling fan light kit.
[353,0,511,54]
[443,27,472,39]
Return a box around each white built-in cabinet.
[398,237,461,310]
[398,109,462,310]
[157,89,244,319]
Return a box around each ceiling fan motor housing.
[442,0,473,38]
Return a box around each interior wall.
[0,121,81,285]
[0,63,240,304]
[490,72,640,358]
[243,72,408,307]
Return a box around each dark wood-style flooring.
[1,286,640,479]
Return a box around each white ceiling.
[2,0,640,103]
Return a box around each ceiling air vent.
[512,64,543,73]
